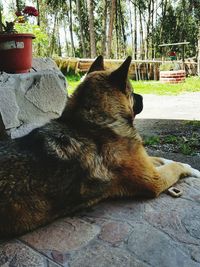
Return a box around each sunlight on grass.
[66,75,81,95]
[132,77,200,95]
[66,75,200,96]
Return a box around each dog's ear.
[87,55,104,74]
[109,56,132,92]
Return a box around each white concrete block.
[0,58,67,139]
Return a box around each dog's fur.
[0,56,199,238]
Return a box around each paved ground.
[137,92,200,120]
[0,93,200,267]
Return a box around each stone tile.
[98,221,132,246]
[20,217,100,265]
[0,240,52,267]
[82,199,147,222]
[48,261,64,267]
[144,197,200,245]
[69,241,148,267]
[180,178,200,203]
[127,222,200,267]
[50,250,70,266]
[190,246,200,263]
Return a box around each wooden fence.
[55,57,197,81]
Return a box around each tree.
[101,0,108,56]
[76,0,87,57]
[2,0,199,59]
[107,0,116,58]
[87,0,96,58]
[69,0,75,56]
[133,2,137,59]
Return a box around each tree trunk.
[139,10,144,59]
[36,0,40,26]
[36,0,41,55]
[69,0,75,57]
[107,0,116,58]
[57,18,62,57]
[101,0,108,56]
[154,0,158,58]
[129,0,134,58]
[115,1,119,58]
[16,0,20,12]
[146,0,151,59]
[181,0,186,42]
[87,0,96,58]
[134,4,137,60]
[76,0,87,57]
[151,0,154,59]
[50,12,57,56]
[118,0,126,57]
[63,19,69,56]
[159,0,168,43]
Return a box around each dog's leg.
[125,147,200,198]
[144,161,200,197]
[150,156,176,167]
[150,157,166,167]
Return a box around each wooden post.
[198,26,200,76]
[182,44,185,70]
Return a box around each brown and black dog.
[0,56,199,238]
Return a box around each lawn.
[132,76,200,95]
[66,75,200,96]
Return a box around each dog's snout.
[132,93,143,115]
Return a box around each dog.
[0,56,199,238]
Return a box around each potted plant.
[0,4,39,73]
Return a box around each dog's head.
[86,56,143,118]
[65,56,143,127]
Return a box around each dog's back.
[0,121,87,237]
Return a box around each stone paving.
[0,119,200,267]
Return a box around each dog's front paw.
[160,157,175,165]
[182,163,200,178]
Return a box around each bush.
[159,62,182,71]
[15,22,49,57]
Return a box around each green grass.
[144,133,200,156]
[132,76,200,95]
[66,74,82,95]
[66,75,200,96]
[185,120,200,127]
[144,136,160,146]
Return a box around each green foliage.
[163,135,179,144]
[159,62,181,71]
[179,143,194,155]
[15,22,49,57]
[144,136,160,146]
[153,0,199,58]
[185,121,200,127]
[1,0,200,59]
[144,133,200,156]
[66,76,200,96]
[66,73,84,95]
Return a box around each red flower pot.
[0,33,35,73]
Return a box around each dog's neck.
[59,106,141,142]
